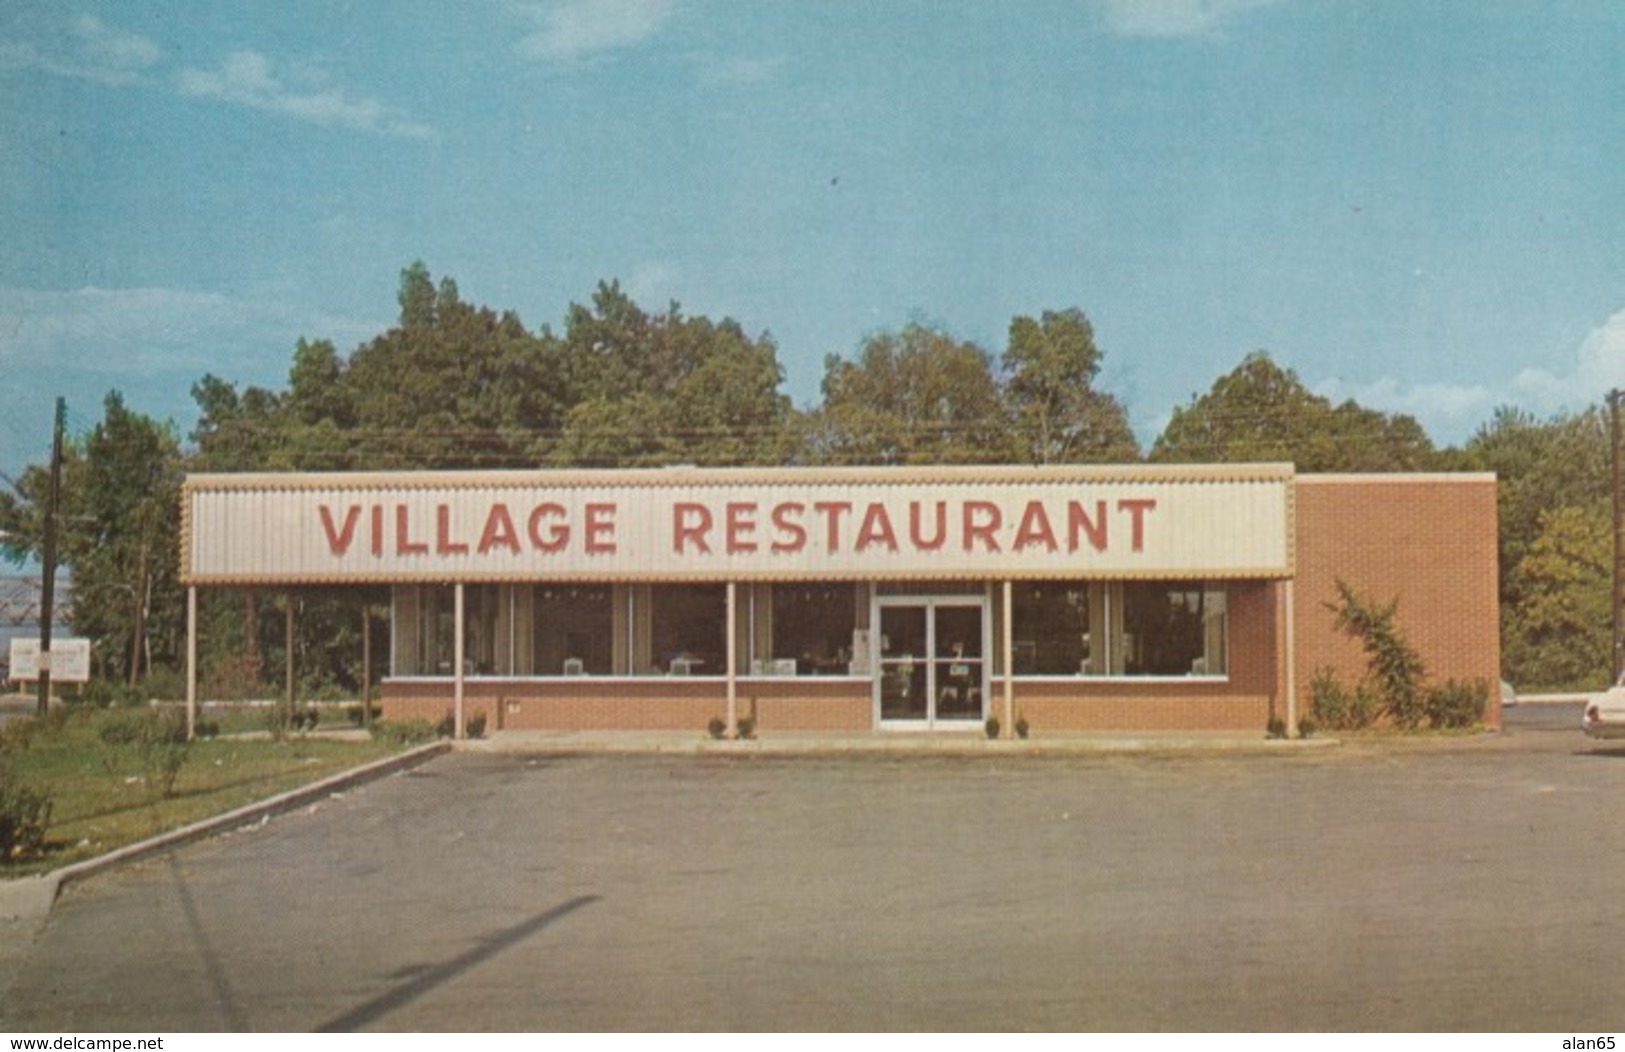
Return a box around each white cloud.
[176,50,433,139]
[1096,0,1288,38]
[1514,308,1625,414]
[515,0,677,64]
[0,15,160,86]
[0,285,385,379]
[1314,374,1495,445]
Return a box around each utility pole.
[1611,389,1624,685]
[37,396,65,717]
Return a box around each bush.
[0,770,52,864]
[707,715,727,740]
[467,711,487,739]
[1014,714,1030,739]
[346,704,381,727]
[1426,678,1488,729]
[371,718,439,746]
[1297,715,1319,739]
[96,708,191,799]
[1309,667,1378,731]
[735,715,756,740]
[984,716,1001,740]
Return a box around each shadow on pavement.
[314,894,600,1033]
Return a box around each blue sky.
[2,0,1622,481]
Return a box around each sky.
[2,0,1623,483]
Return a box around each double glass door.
[877,597,987,727]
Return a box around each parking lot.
[2,704,1622,1032]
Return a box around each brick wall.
[1293,474,1500,727]
[381,676,871,731]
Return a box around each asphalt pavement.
[2,702,1621,1032]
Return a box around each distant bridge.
[0,576,73,627]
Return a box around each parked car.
[1582,677,1625,739]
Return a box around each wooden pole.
[36,397,65,717]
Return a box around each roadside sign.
[8,637,92,683]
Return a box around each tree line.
[0,262,1611,694]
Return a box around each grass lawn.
[1,708,412,878]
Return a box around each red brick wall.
[381,677,870,731]
[1292,475,1500,728]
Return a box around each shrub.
[1014,714,1030,739]
[984,716,1001,740]
[1326,581,1428,729]
[1297,715,1319,739]
[735,715,756,740]
[371,718,439,746]
[0,770,52,864]
[466,711,488,739]
[1309,666,1378,731]
[1426,678,1488,730]
[1266,717,1288,739]
[707,716,727,740]
[346,704,381,727]
[96,708,190,799]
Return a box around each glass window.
[764,583,857,675]
[1010,583,1095,675]
[1120,582,1226,677]
[535,586,613,676]
[399,584,456,676]
[649,584,726,676]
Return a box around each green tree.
[553,282,791,466]
[809,322,1013,465]
[1502,505,1611,691]
[1151,351,1438,471]
[1001,308,1138,463]
[0,395,185,686]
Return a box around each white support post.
[186,586,198,741]
[1002,580,1014,739]
[454,583,466,740]
[1284,578,1298,736]
[726,581,738,736]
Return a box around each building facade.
[178,464,1499,735]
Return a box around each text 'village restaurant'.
[177,464,1501,736]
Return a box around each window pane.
[1010,583,1094,675]
[1121,582,1226,676]
[650,584,726,676]
[535,586,613,675]
[767,583,857,675]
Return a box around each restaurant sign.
[182,468,1292,584]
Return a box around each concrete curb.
[456,731,1342,757]
[0,740,449,914]
[0,739,448,1008]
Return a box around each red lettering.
[585,503,617,554]
[812,501,853,551]
[770,502,807,553]
[1013,501,1058,552]
[528,503,569,553]
[319,504,361,556]
[726,502,758,554]
[395,504,428,556]
[856,502,898,552]
[1068,501,1107,553]
[1119,499,1156,552]
[370,505,384,556]
[435,503,469,555]
[962,501,1002,552]
[673,503,712,554]
[478,504,521,555]
[909,501,947,551]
